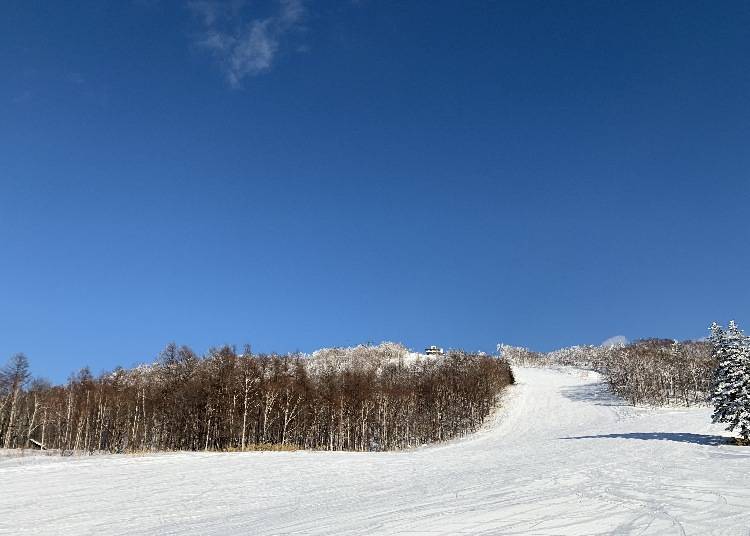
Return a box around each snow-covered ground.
[2,367,749,535]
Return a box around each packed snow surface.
[2,367,750,535]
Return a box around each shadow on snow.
[559,381,624,407]
[559,432,729,446]
[558,375,732,447]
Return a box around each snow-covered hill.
[2,367,749,535]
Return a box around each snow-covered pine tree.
[710,321,750,441]
[710,323,731,422]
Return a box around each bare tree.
[0,354,30,448]
[1,343,514,454]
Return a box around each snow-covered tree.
[710,321,750,441]
[499,338,713,405]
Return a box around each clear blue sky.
[2,1,749,382]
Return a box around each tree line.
[0,343,513,453]
[499,338,714,406]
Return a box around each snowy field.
[2,367,749,535]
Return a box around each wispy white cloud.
[188,0,305,88]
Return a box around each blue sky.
[2,1,749,382]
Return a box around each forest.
[499,338,714,406]
[0,343,514,453]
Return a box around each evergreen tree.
[710,321,750,441]
[710,323,731,422]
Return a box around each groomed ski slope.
[2,367,750,535]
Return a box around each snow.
[601,335,628,347]
[2,367,750,535]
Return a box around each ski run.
[2,367,749,535]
